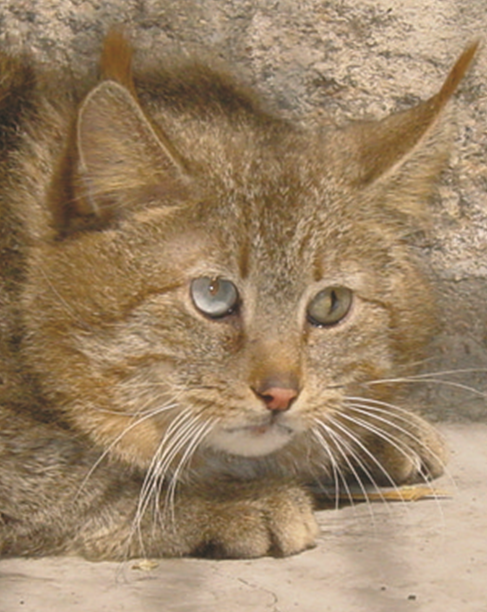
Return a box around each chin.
[207,423,295,457]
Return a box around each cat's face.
[22,124,433,468]
[20,39,474,469]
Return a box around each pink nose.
[256,387,298,412]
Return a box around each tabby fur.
[0,32,477,559]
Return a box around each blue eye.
[191,277,239,318]
[307,286,352,327]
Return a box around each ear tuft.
[100,28,136,95]
[434,40,479,111]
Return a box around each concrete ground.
[0,423,485,612]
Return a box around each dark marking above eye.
[191,277,239,319]
[307,286,353,327]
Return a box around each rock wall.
[0,0,486,420]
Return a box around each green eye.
[191,277,239,319]
[307,286,353,327]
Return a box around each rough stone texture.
[0,0,486,420]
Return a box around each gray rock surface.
[0,0,486,419]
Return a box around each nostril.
[255,386,298,412]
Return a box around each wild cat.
[0,31,477,559]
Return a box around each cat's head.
[21,34,476,468]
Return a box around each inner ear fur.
[340,42,478,225]
[74,80,187,223]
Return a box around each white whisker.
[164,417,218,526]
[345,395,427,420]
[337,407,448,525]
[364,375,487,398]
[312,426,351,509]
[345,399,456,491]
[375,368,487,379]
[128,412,217,558]
[134,408,196,532]
[343,401,447,474]
[326,417,404,505]
[314,419,376,522]
[152,417,206,521]
[75,398,181,500]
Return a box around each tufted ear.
[57,31,189,234]
[338,42,478,226]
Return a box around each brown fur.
[0,33,477,559]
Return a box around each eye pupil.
[208,279,220,296]
[330,290,338,310]
[307,286,352,327]
[191,277,239,319]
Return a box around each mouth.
[229,421,294,436]
[245,424,275,436]
[208,419,295,457]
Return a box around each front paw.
[180,481,318,559]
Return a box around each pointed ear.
[340,42,478,225]
[73,79,187,226]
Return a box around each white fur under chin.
[207,424,294,457]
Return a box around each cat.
[0,31,477,560]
